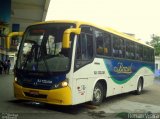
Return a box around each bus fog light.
[62,81,68,87]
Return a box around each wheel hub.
[94,88,101,102]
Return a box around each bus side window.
[75,32,93,69]
[95,29,111,57]
[125,41,130,59]
[104,33,111,56]
[81,34,93,60]
[96,36,104,55]
[119,38,124,58]
[76,37,81,59]
[112,36,119,57]
[95,29,104,55]
[81,34,87,59]
[86,35,93,59]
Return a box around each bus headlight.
[61,81,68,87]
[52,81,68,89]
[14,76,22,86]
[14,77,17,82]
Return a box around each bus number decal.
[94,71,105,75]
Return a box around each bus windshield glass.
[17,23,75,72]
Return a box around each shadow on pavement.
[8,100,86,114]
[6,85,154,115]
[102,89,151,104]
[7,89,152,113]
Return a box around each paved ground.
[0,74,160,119]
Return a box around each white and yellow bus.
[14,20,155,105]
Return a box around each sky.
[46,0,160,42]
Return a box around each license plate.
[29,90,39,95]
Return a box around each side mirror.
[6,32,24,49]
[62,28,81,48]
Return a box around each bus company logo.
[37,79,53,84]
[33,82,38,86]
[114,62,132,74]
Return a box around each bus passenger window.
[125,41,135,59]
[104,33,111,56]
[96,36,104,55]
[119,39,124,58]
[112,36,119,57]
[95,29,104,55]
[104,48,108,55]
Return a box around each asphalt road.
[0,74,160,119]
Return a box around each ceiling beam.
[42,0,51,21]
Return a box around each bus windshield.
[16,23,75,72]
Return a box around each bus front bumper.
[13,82,72,105]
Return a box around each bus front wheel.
[91,82,104,106]
[135,79,143,95]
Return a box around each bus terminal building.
[0,0,50,69]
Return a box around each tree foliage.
[147,34,160,56]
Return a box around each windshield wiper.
[22,44,50,73]
[39,46,51,74]
[22,45,36,70]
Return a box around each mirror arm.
[62,28,81,48]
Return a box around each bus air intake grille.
[24,92,47,99]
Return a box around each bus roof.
[33,20,153,49]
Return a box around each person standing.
[0,60,3,74]
[2,60,7,74]
[7,60,11,74]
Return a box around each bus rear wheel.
[135,79,143,95]
[91,82,104,106]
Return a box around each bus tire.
[135,79,143,95]
[91,82,104,106]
